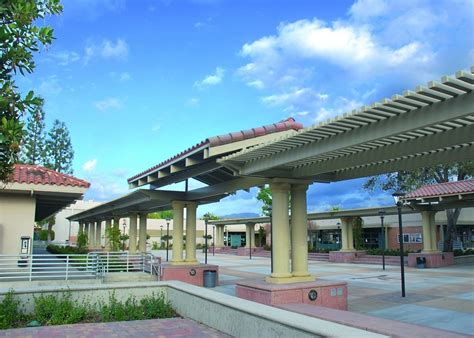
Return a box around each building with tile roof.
[0,164,90,255]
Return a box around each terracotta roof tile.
[11,164,90,188]
[404,179,474,199]
[128,117,303,183]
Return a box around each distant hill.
[219,212,260,219]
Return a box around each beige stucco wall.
[0,194,36,255]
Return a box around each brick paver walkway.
[0,318,231,338]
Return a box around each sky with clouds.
[21,0,473,216]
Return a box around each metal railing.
[0,252,161,282]
[0,254,98,281]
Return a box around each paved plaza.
[152,250,474,336]
[0,318,230,338]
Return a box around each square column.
[339,217,355,252]
[95,221,101,248]
[138,213,147,253]
[421,211,437,252]
[215,225,223,247]
[87,222,94,249]
[185,202,198,264]
[105,219,112,251]
[245,223,254,248]
[290,184,312,279]
[267,183,292,282]
[112,217,120,251]
[171,201,185,264]
[129,213,138,253]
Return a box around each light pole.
[378,210,386,271]
[166,218,170,262]
[249,224,252,260]
[393,191,406,297]
[122,220,126,252]
[268,205,273,273]
[204,214,209,264]
[160,225,163,248]
[213,225,215,256]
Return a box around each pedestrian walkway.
[151,250,474,336]
[0,318,230,338]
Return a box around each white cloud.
[84,173,129,201]
[84,38,129,64]
[94,97,122,111]
[194,67,225,88]
[262,87,328,107]
[349,0,388,21]
[109,71,131,81]
[49,51,80,66]
[82,159,97,172]
[101,39,129,59]
[39,76,62,95]
[186,97,200,106]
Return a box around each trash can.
[416,257,426,269]
[203,270,216,288]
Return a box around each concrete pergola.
[69,68,472,296]
[217,68,473,283]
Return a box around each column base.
[236,279,347,310]
[236,247,264,256]
[161,263,219,287]
[329,250,366,263]
[170,260,190,265]
[266,275,315,284]
[184,259,199,264]
[407,252,454,268]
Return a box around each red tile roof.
[404,179,474,199]
[128,118,303,183]
[11,164,90,188]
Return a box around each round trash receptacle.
[203,270,216,288]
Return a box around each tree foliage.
[202,212,219,221]
[148,210,173,219]
[364,161,474,251]
[20,105,45,164]
[0,0,62,182]
[256,185,272,216]
[44,119,74,174]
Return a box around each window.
[397,233,422,243]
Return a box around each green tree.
[21,105,46,164]
[44,119,74,174]
[364,161,474,251]
[76,228,88,249]
[258,225,266,247]
[256,186,272,216]
[37,215,55,242]
[202,212,219,221]
[148,210,174,219]
[0,0,62,182]
[106,225,121,251]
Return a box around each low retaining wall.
[0,281,387,338]
[454,254,474,265]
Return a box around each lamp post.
[393,191,406,297]
[204,214,209,264]
[378,210,387,271]
[213,225,215,256]
[249,223,252,260]
[166,218,170,262]
[160,225,163,248]
[268,205,273,273]
[122,220,126,252]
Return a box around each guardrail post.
[66,255,69,281]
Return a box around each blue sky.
[21,0,473,216]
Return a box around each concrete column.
[215,225,224,247]
[347,218,355,251]
[129,213,138,253]
[171,201,185,264]
[105,219,112,251]
[421,211,437,252]
[138,213,147,253]
[88,222,94,249]
[245,223,255,248]
[430,213,438,251]
[269,182,292,280]
[185,202,198,263]
[291,184,310,277]
[339,217,354,251]
[439,225,445,243]
[112,217,120,251]
[95,221,101,248]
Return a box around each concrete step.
[103,272,155,283]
